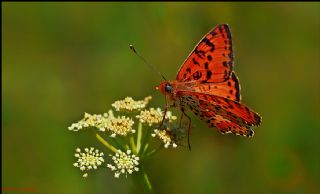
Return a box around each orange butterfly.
[156,24,261,149]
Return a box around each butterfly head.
[155,81,174,95]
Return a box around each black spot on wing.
[223,70,229,79]
[211,31,217,36]
[231,72,240,101]
[206,71,212,80]
[223,61,227,67]
[192,71,202,80]
[254,114,261,125]
[222,97,231,105]
[204,62,209,69]
[203,37,215,52]
[219,25,224,33]
[194,48,205,59]
[183,73,187,79]
[224,24,232,45]
[192,58,200,66]
[228,52,233,61]
[186,68,191,74]
[246,128,254,137]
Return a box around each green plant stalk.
[136,165,153,194]
[96,133,118,153]
[136,122,143,152]
[107,136,126,151]
[139,126,153,156]
[130,135,137,154]
[143,144,163,159]
[142,143,149,155]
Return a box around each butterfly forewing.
[177,71,241,101]
[176,24,233,83]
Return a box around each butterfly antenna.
[129,44,167,81]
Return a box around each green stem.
[96,133,118,153]
[142,143,149,155]
[130,135,137,153]
[109,137,126,151]
[139,126,152,156]
[136,122,143,152]
[143,144,163,159]
[136,165,154,194]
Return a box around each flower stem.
[136,165,154,194]
[139,126,152,156]
[143,144,163,159]
[130,135,137,153]
[96,133,118,153]
[136,122,143,152]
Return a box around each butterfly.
[156,24,261,149]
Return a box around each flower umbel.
[136,108,162,126]
[112,96,152,112]
[136,108,177,126]
[107,150,139,178]
[69,95,183,193]
[68,111,135,137]
[73,147,105,178]
[105,116,135,137]
[68,112,109,132]
[152,129,177,148]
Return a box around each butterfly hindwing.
[178,91,261,137]
[176,24,233,83]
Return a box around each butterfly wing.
[176,24,233,83]
[178,91,261,137]
[172,23,261,136]
[177,71,241,101]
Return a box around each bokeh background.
[2,2,320,194]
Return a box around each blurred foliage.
[2,2,320,194]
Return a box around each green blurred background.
[2,2,320,194]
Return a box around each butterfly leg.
[179,112,184,128]
[181,108,192,151]
[159,105,168,129]
[160,96,176,129]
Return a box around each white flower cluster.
[107,150,139,178]
[73,147,105,178]
[112,96,152,112]
[152,129,177,148]
[69,96,183,180]
[68,112,109,131]
[104,116,135,137]
[136,108,177,126]
[68,111,135,137]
